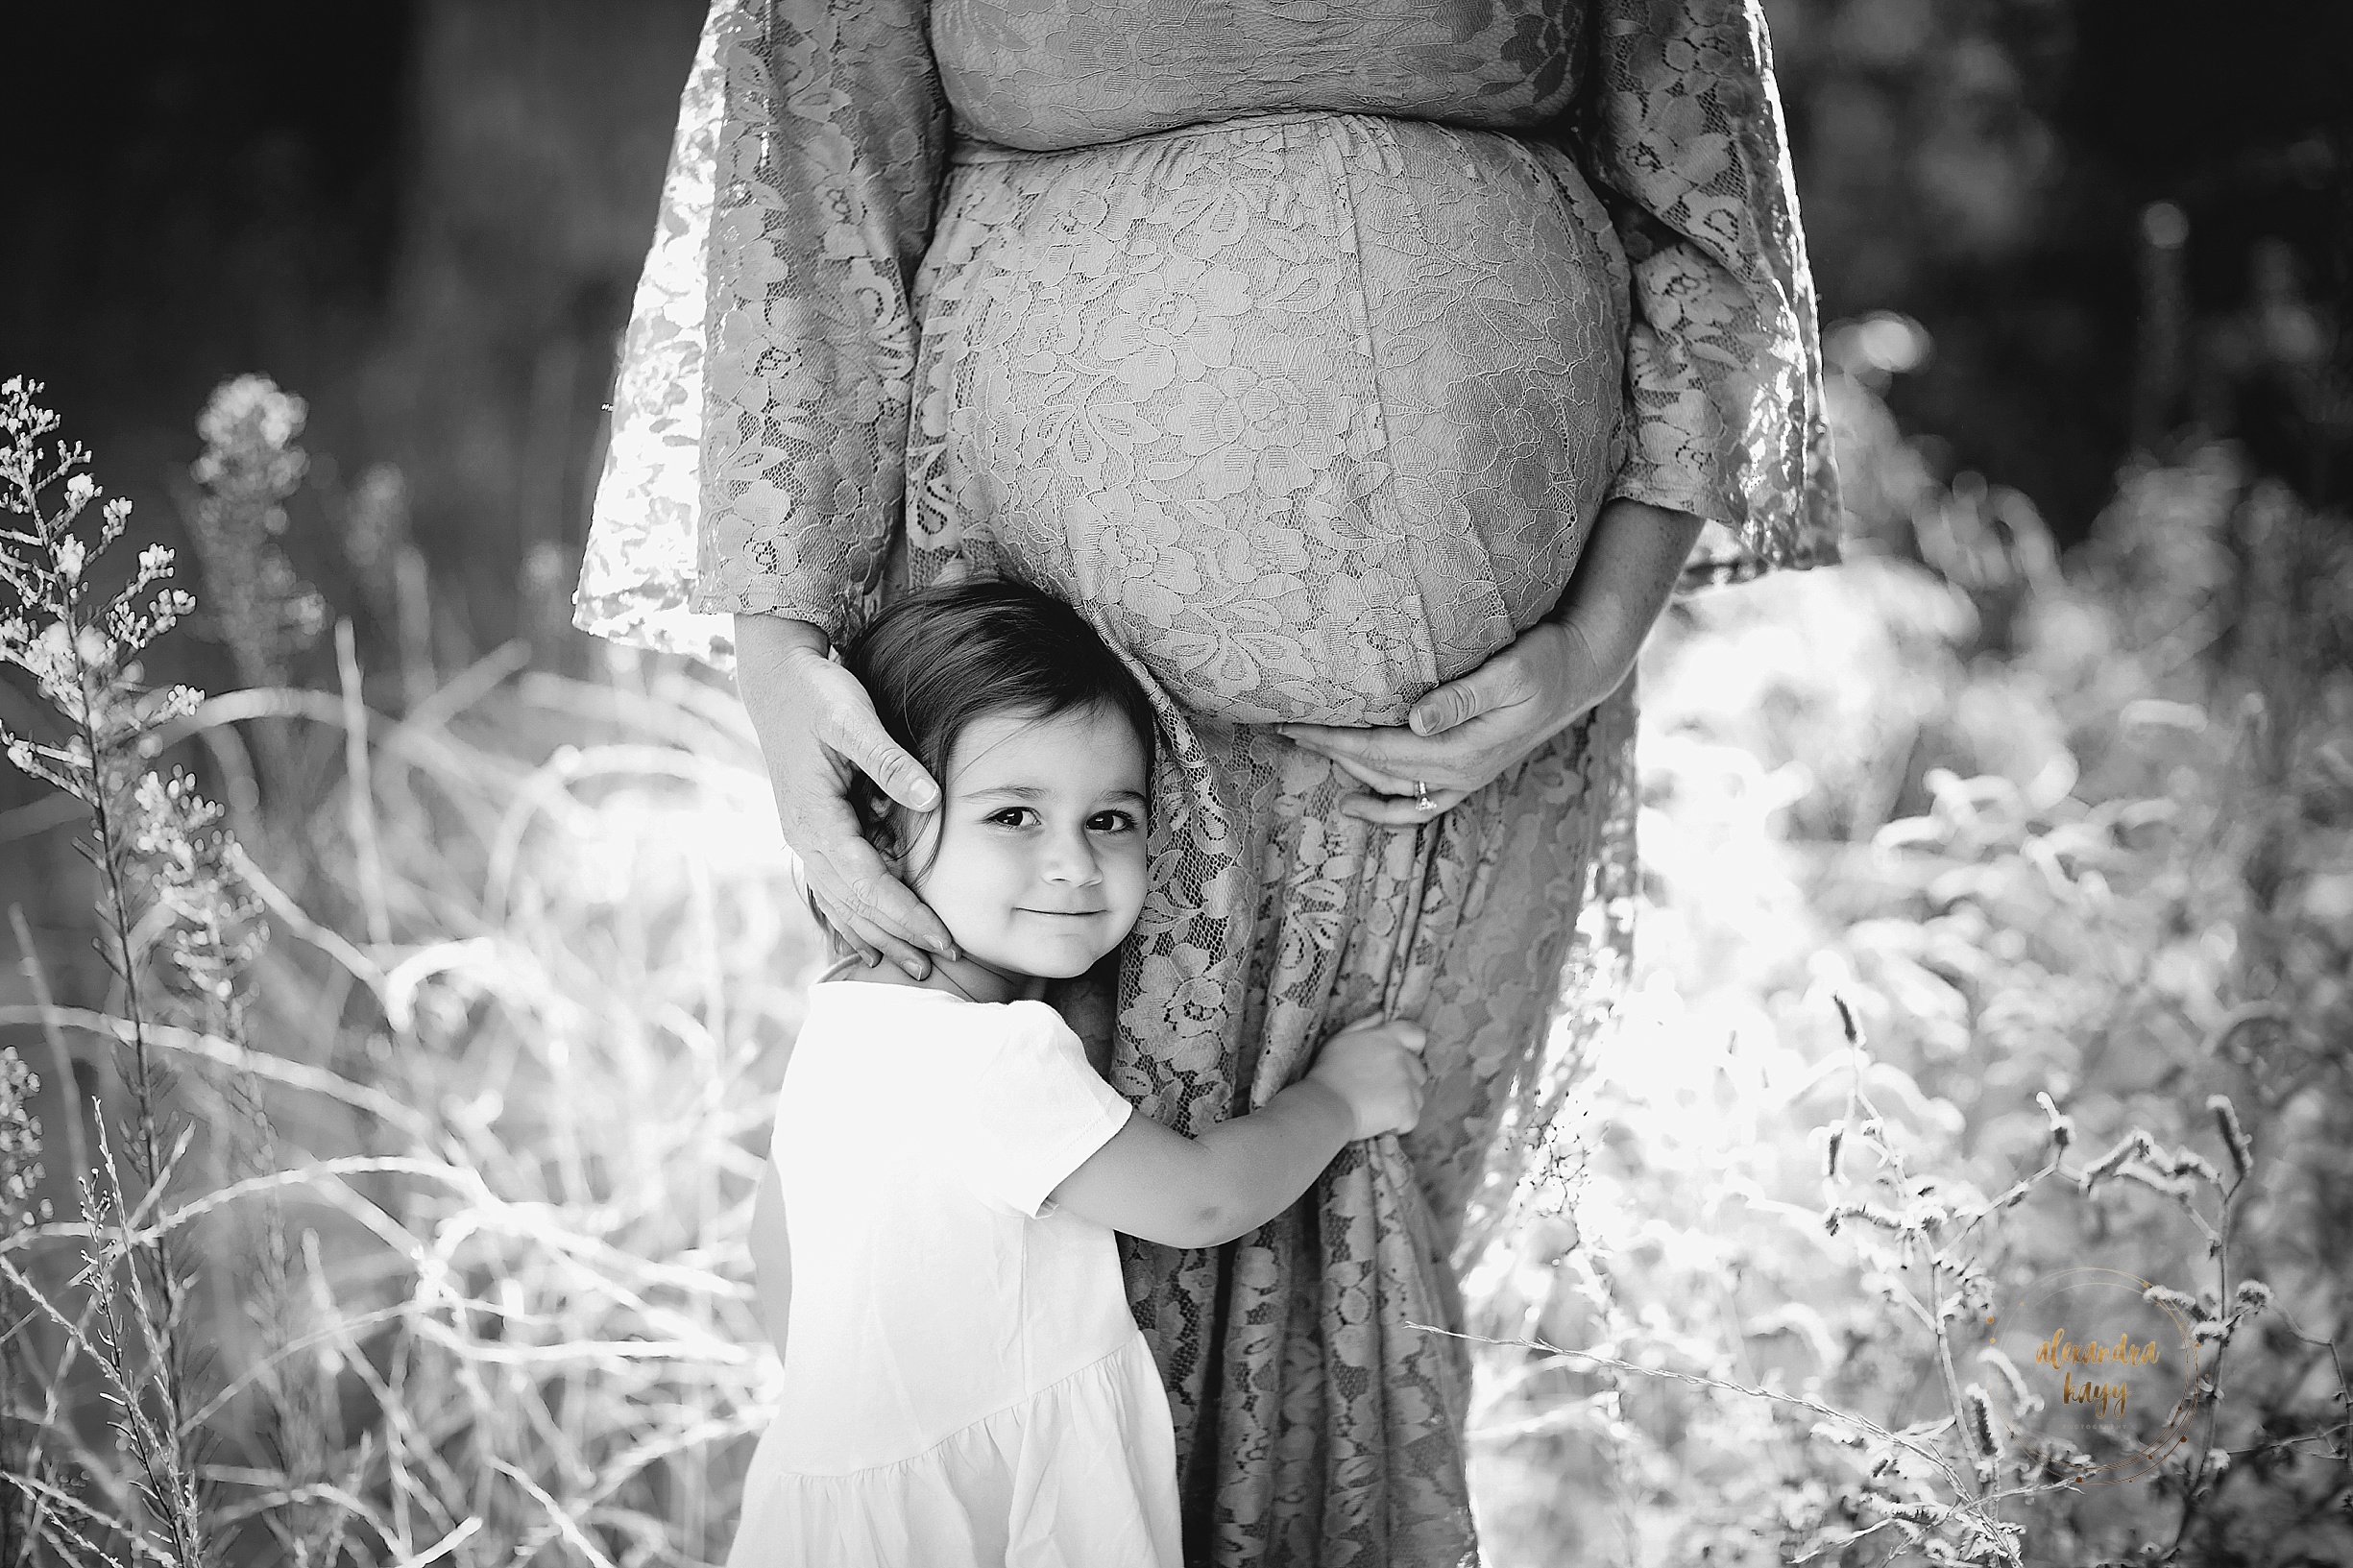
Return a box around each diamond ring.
[1414,780,1436,812]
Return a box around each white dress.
[727,981,1183,1568]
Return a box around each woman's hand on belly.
[1279,499,1708,824]
[1278,618,1612,823]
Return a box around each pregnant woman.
[576,2,1838,1562]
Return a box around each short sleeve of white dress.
[945,1001,1134,1219]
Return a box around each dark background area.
[2,0,704,662]
[0,0,2344,653]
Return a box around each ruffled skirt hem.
[724,1335,1181,1568]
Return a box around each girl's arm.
[749,1162,791,1355]
[1047,1018,1425,1249]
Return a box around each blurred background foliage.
[1,1,2347,1564]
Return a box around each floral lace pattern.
[906,112,1629,725]
[570,9,737,662]
[575,1,1832,1560]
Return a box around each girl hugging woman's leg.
[727,579,1429,1568]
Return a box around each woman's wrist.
[1535,616,1619,727]
[1543,498,1707,691]
[734,612,835,675]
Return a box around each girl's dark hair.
[838,577,1157,871]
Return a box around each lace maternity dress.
[576,3,1838,1563]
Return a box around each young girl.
[729,579,1429,1568]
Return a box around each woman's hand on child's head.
[1305,1017,1428,1140]
[733,614,956,977]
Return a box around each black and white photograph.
[1,2,2346,1564]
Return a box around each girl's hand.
[735,614,957,977]
[1305,1017,1430,1139]
[1054,1015,1428,1246]
[1279,619,1617,826]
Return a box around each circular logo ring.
[1984,1266,2204,1485]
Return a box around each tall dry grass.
[3,378,817,1564]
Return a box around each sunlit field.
[3,333,2347,1568]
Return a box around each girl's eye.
[1087,809,1139,834]
[985,807,1035,829]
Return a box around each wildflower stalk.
[177,376,324,703]
[2,379,225,1565]
[1923,1247,1988,1494]
[2162,1096,2255,1559]
[83,1125,207,1563]
[1830,1001,1999,1503]
[1,388,193,1341]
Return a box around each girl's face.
[902,703,1149,997]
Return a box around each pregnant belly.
[908,112,1629,727]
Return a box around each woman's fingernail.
[903,957,930,979]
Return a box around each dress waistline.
[950,109,1423,166]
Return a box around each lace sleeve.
[1575,0,1841,591]
[573,0,948,663]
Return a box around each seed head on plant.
[1977,1345,2038,1415]
[180,374,326,690]
[2206,1094,2253,1182]
[1827,1200,1904,1234]
[340,461,413,626]
[2034,1090,2073,1152]
[2169,1148,2221,1185]
[2080,1128,2156,1188]
[1961,1384,2001,1460]
[133,769,268,1013]
[2117,1160,2190,1199]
